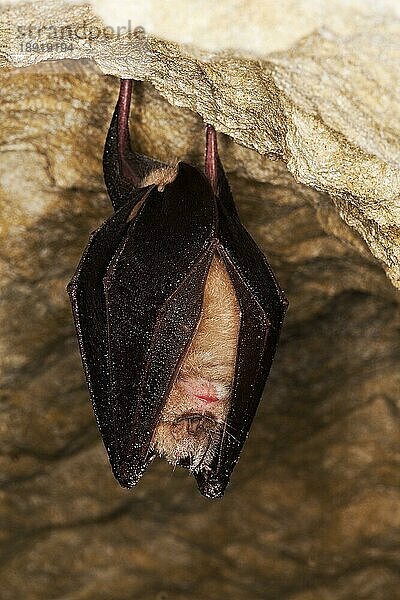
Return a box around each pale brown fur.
[141,163,178,191]
[151,254,241,469]
[128,162,179,221]
[130,157,179,191]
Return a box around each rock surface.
[0,2,399,599]
[0,1,399,288]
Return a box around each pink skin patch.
[180,378,220,404]
[194,393,219,404]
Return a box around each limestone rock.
[0,1,399,288]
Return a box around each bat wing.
[195,176,288,498]
[67,187,153,452]
[102,105,137,211]
[102,162,218,487]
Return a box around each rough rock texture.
[92,0,400,55]
[0,2,399,599]
[0,1,399,288]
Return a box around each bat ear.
[103,79,176,212]
[204,124,239,219]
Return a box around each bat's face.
[151,255,240,470]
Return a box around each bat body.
[68,80,288,498]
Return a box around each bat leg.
[205,124,218,195]
[204,124,239,218]
[116,78,182,193]
[103,79,178,211]
[116,79,142,188]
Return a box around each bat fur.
[151,254,240,469]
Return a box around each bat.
[68,79,288,498]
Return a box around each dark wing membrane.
[103,162,218,487]
[195,202,288,498]
[67,187,153,455]
[215,156,239,219]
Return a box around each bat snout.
[175,413,217,436]
[187,417,203,435]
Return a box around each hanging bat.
[68,79,288,498]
